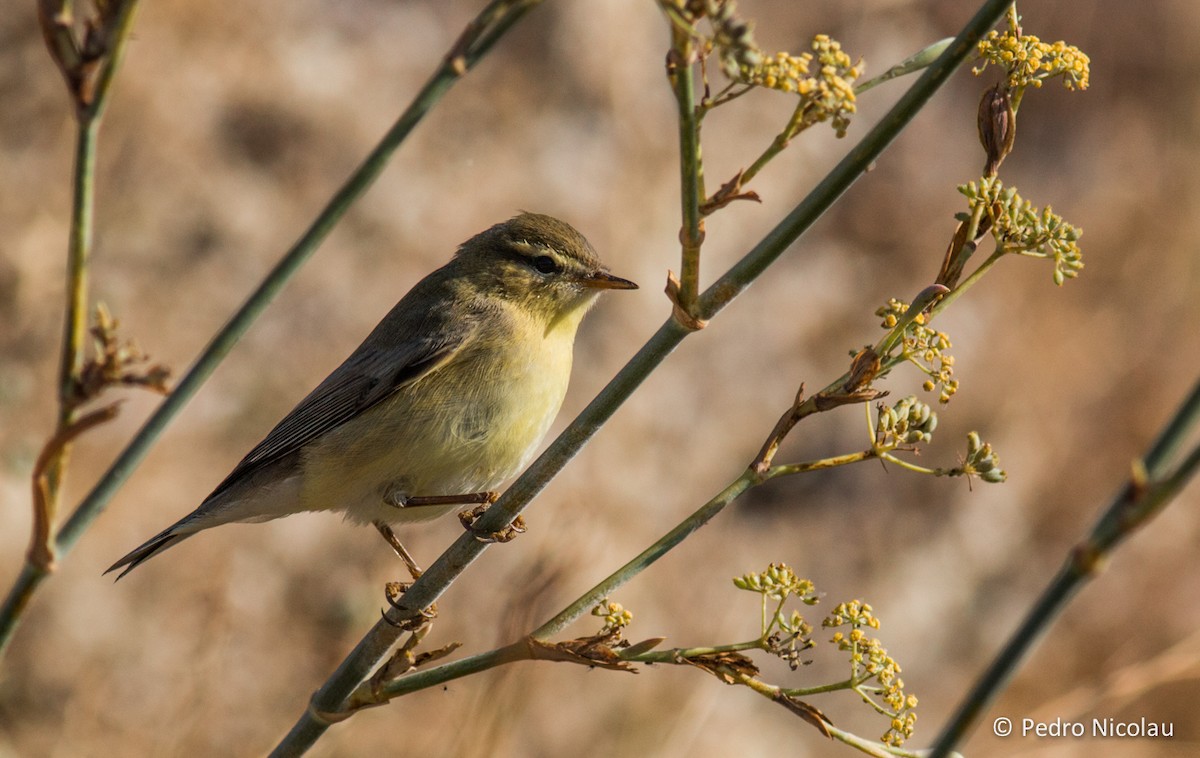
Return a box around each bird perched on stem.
[108,212,637,579]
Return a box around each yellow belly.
[297,302,579,524]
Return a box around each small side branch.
[29,403,122,571]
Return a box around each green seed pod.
[914,403,931,425]
[966,431,982,454]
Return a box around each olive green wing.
[206,329,469,500]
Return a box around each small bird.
[108,213,637,579]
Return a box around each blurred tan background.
[3,1,1199,756]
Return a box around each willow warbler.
[108,213,636,578]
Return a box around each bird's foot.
[381,581,437,630]
[457,502,527,543]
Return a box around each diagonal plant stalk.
[338,347,952,751]
[361,385,880,706]
[270,2,1014,754]
[344,289,942,709]
[293,380,891,731]
[928,377,1200,757]
[0,0,546,660]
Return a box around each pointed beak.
[580,270,638,291]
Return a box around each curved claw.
[380,603,437,630]
[458,506,527,543]
[382,582,437,628]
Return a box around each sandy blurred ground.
[2,1,1199,756]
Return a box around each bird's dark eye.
[532,255,558,274]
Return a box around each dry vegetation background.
[2,1,1199,756]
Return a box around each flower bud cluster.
[975,29,1090,92]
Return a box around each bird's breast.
[299,304,578,521]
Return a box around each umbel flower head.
[735,35,862,137]
[975,29,1090,93]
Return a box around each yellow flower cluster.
[592,600,633,631]
[825,601,918,746]
[825,599,880,630]
[975,30,1090,92]
[738,35,862,136]
[876,299,958,403]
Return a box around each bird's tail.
[107,475,302,579]
[105,525,196,580]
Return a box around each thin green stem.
[531,469,754,641]
[0,1,142,658]
[930,247,1004,318]
[878,451,937,475]
[782,678,854,697]
[928,556,1079,758]
[669,30,704,311]
[739,93,829,191]
[765,450,876,479]
[57,119,96,423]
[1144,379,1200,478]
[84,0,142,122]
[1091,434,1200,554]
[744,141,788,188]
[350,641,529,705]
[854,684,900,718]
[1006,3,1021,34]
[729,673,912,755]
[0,565,45,657]
[827,724,924,758]
[40,117,99,550]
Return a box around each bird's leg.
[383,480,499,512]
[386,491,499,509]
[373,520,424,579]
[373,521,437,628]
[457,495,527,544]
[382,486,522,543]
